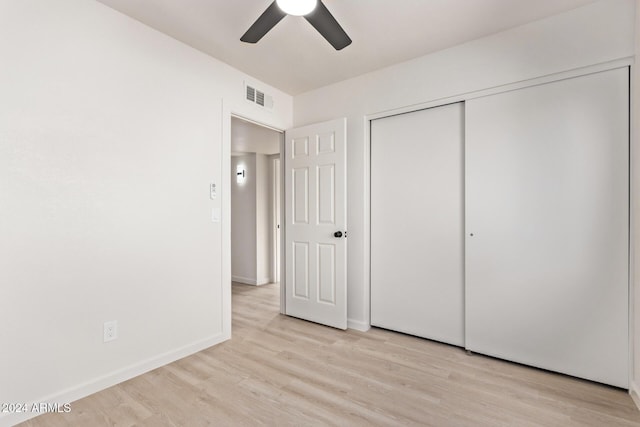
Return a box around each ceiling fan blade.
[304,1,352,50]
[240,1,287,44]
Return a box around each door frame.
[222,105,287,341]
[270,155,281,284]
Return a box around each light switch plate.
[211,207,221,222]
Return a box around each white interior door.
[285,118,347,329]
[371,103,464,346]
[465,68,629,387]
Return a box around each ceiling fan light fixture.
[276,0,317,16]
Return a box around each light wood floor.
[22,282,640,426]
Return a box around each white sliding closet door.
[465,68,629,387]
[371,102,464,346]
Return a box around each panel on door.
[285,118,347,329]
[371,102,465,346]
[465,68,629,387]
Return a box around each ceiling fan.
[240,0,352,51]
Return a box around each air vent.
[246,85,256,102]
[244,82,274,110]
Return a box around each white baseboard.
[232,275,257,285]
[348,318,371,332]
[630,380,640,411]
[1,333,227,427]
[232,276,271,286]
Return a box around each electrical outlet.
[103,320,118,343]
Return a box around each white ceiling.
[96,0,600,95]
[231,117,281,155]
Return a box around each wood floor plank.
[20,282,640,426]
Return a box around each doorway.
[224,113,348,332]
[230,116,283,308]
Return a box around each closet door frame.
[363,60,632,387]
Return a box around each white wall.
[231,117,281,155]
[230,153,272,285]
[0,0,292,425]
[293,0,635,330]
[231,154,257,283]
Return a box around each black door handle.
[334,231,343,238]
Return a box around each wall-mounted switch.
[211,207,221,222]
[210,183,217,200]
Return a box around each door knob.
[334,231,343,238]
